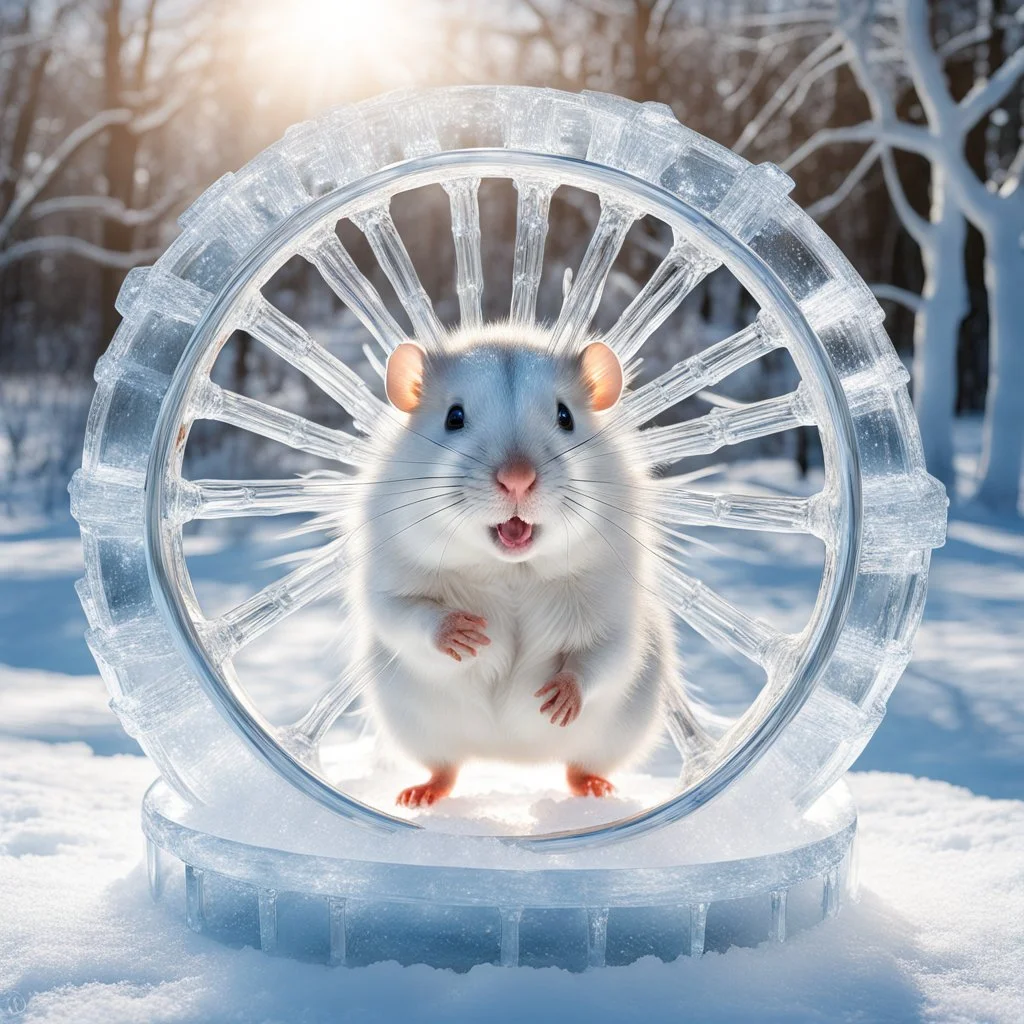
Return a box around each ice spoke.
[551,201,638,351]
[604,238,719,362]
[650,483,827,537]
[192,380,366,465]
[510,178,555,325]
[354,204,445,346]
[624,313,783,424]
[302,230,408,354]
[660,566,788,668]
[290,655,375,746]
[176,477,351,522]
[636,386,814,465]
[241,296,385,431]
[203,539,348,661]
[444,178,484,329]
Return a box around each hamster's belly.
[368,625,567,762]
[368,605,633,766]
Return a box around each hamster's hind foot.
[396,765,459,809]
[566,764,615,798]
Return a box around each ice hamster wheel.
[71,86,946,857]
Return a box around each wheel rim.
[143,150,861,850]
[71,87,947,855]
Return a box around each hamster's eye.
[445,404,465,431]
[557,402,574,432]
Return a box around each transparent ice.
[71,86,946,967]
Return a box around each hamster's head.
[376,325,637,574]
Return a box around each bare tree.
[744,0,1024,513]
[0,0,229,360]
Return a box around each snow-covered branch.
[0,31,46,54]
[130,92,194,135]
[724,9,834,31]
[999,141,1024,198]
[897,0,957,125]
[869,282,923,313]
[958,46,1024,130]
[878,147,931,249]
[782,120,934,171]
[733,32,843,154]
[722,49,772,111]
[28,191,182,227]
[0,235,162,270]
[783,48,848,116]
[806,142,880,219]
[0,108,133,244]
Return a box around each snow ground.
[1,431,1023,1022]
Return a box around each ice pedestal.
[144,767,858,969]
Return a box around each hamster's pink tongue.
[496,516,533,548]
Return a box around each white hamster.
[344,322,705,808]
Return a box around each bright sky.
[243,0,441,112]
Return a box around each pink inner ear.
[581,342,623,412]
[385,343,425,412]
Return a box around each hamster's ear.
[385,342,425,412]
[580,341,623,412]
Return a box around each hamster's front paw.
[535,671,582,727]
[435,610,490,662]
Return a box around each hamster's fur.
[344,323,697,806]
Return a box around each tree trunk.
[912,185,968,490]
[974,229,1024,515]
[98,0,137,360]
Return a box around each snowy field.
[1,425,1023,1023]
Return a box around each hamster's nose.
[496,461,537,502]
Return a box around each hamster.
[343,321,705,808]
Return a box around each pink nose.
[496,461,537,502]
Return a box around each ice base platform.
[143,763,858,970]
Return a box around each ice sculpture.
[71,86,947,968]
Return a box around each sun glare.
[248,0,433,110]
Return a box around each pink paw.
[435,610,490,662]
[567,765,615,798]
[396,768,456,808]
[535,671,582,727]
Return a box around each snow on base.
[0,737,1021,1024]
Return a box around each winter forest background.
[2,0,1023,516]
[3,3,1024,1020]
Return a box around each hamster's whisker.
[287,484,453,539]
[569,475,649,490]
[540,418,622,469]
[282,492,463,582]
[433,505,474,577]
[356,482,466,499]
[364,455,466,469]
[557,505,581,577]
[397,423,490,468]
[324,473,465,488]
[333,488,461,556]
[562,499,679,614]
[566,485,729,562]
[561,498,653,598]
[341,497,467,574]
[566,486,696,565]
[563,432,641,468]
[562,492,669,567]
[564,484,663,531]
[372,497,467,552]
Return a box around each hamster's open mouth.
[493,516,534,551]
